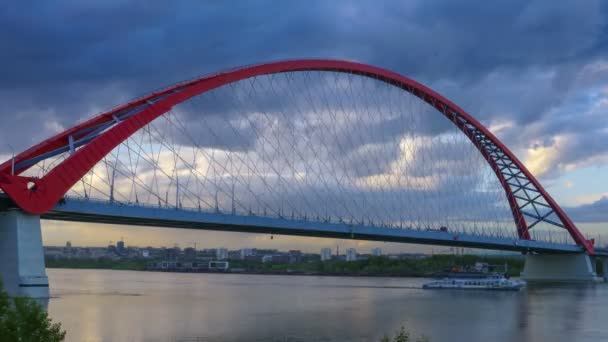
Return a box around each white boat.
[422,274,525,291]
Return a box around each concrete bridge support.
[521,253,599,282]
[601,258,608,282]
[0,210,48,298]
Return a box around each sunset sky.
[1,1,607,253]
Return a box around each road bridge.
[0,60,605,297]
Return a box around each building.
[262,255,273,263]
[240,248,254,259]
[116,240,125,254]
[228,250,241,260]
[208,261,229,271]
[346,248,357,262]
[272,254,290,263]
[199,249,216,258]
[44,246,64,259]
[183,247,197,260]
[371,247,382,256]
[166,247,180,260]
[216,248,228,260]
[288,250,302,263]
[107,244,117,255]
[321,248,332,261]
[63,241,73,257]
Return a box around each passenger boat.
[422,274,525,291]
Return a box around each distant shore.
[46,254,526,278]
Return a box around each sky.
[1,0,608,253]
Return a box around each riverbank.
[45,258,147,271]
[46,254,525,277]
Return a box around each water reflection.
[46,269,608,342]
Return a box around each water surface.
[47,269,608,342]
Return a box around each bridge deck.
[20,197,605,255]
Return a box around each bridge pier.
[521,253,600,283]
[0,210,48,298]
[601,258,608,282]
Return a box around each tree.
[380,326,429,342]
[0,282,65,342]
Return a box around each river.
[46,268,608,342]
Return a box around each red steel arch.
[0,59,594,254]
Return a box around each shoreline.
[46,265,434,278]
[45,254,525,278]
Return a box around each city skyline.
[48,238,480,262]
[40,219,608,255]
[48,240,391,256]
[41,219,385,253]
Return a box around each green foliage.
[46,257,147,271]
[0,282,66,342]
[380,326,429,342]
[46,254,524,277]
[229,254,523,277]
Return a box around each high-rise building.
[183,247,197,260]
[321,248,332,261]
[216,248,228,260]
[371,248,382,256]
[288,250,302,263]
[116,240,125,254]
[240,248,254,259]
[167,247,180,260]
[63,241,73,257]
[346,248,357,262]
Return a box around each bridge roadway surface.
[0,195,600,256]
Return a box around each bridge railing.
[54,195,589,247]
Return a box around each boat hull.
[422,277,526,291]
[422,284,524,291]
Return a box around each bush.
[0,282,65,342]
[380,326,429,342]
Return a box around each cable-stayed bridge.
[0,60,605,297]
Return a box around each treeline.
[45,254,525,277]
[45,258,147,271]
[230,254,525,277]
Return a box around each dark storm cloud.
[0,0,340,150]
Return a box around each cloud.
[1,0,606,176]
[3,0,608,248]
[566,196,608,223]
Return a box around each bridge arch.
[0,59,593,253]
